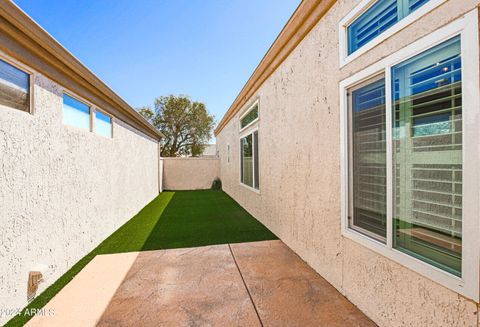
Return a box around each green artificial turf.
[6,190,277,327]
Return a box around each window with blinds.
[0,58,30,112]
[392,36,462,276]
[347,0,432,55]
[348,76,387,241]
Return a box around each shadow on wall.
[6,190,276,327]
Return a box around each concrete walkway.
[27,240,376,327]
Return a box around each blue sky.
[14,0,300,125]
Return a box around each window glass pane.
[348,76,387,240]
[348,0,398,54]
[0,59,29,112]
[392,36,462,276]
[254,131,259,190]
[241,134,253,187]
[95,110,112,138]
[63,94,90,130]
[241,105,259,129]
[347,0,431,55]
[409,0,430,12]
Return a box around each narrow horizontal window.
[347,0,431,55]
[95,110,112,138]
[348,75,387,241]
[240,104,259,129]
[63,93,90,131]
[0,58,30,112]
[392,36,462,276]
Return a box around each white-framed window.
[340,10,479,301]
[0,56,33,113]
[239,99,260,192]
[339,0,447,67]
[63,93,91,131]
[240,129,259,191]
[239,100,259,131]
[94,109,113,138]
[62,91,115,138]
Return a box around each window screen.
[348,0,431,55]
[392,36,462,276]
[63,94,91,131]
[348,76,387,240]
[95,110,112,138]
[0,59,30,112]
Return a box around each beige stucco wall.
[162,157,220,190]
[0,73,160,325]
[216,1,480,326]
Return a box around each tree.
[139,95,215,157]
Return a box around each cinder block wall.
[0,73,160,325]
[162,157,220,190]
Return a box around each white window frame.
[239,126,260,193]
[62,91,92,132]
[0,51,35,115]
[62,90,115,138]
[93,108,114,138]
[339,9,480,301]
[339,0,448,67]
[239,99,260,132]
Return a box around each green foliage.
[139,95,215,157]
[211,178,222,190]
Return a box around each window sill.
[239,182,260,194]
[341,227,473,300]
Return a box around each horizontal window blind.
[349,76,387,240]
[347,0,432,55]
[392,36,462,276]
[409,0,430,12]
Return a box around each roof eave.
[0,1,163,140]
[214,0,336,136]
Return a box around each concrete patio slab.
[96,245,259,327]
[230,240,377,327]
[27,240,375,326]
[26,252,140,327]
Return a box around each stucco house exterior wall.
[0,3,162,324]
[215,0,480,326]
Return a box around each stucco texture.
[0,73,159,325]
[162,157,220,190]
[216,1,480,326]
